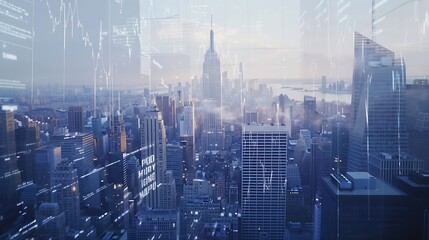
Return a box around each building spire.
[210,14,214,52]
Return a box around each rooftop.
[323,172,405,196]
[52,132,92,138]
[243,123,288,132]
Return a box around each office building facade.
[241,124,288,240]
[348,32,408,172]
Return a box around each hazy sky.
[162,0,429,82]
[28,0,429,89]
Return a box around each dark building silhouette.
[406,80,429,170]
[36,203,66,240]
[68,106,85,133]
[331,115,350,174]
[52,161,81,229]
[394,171,429,240]
[311,137,332,204]
[109,110,127,153]
[15,126,41,182]
[0,110,21,233]
[156,95,176,142]
[181,136,195,184]
[303,95,316,131]
[34,145,62,191]
[321,172,407,240]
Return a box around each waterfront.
[269,82,351,104]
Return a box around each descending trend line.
[41,0,109,108]
[38,0,139,114]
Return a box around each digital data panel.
[0,0,33,97]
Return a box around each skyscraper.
[0,110,21,230]
[202,20,221,104]
[180,136,195,184]
[406,80,429,170]
[241,124,288,240]
[156,95,176,141]
[141,102,170,209]
[201,19,223,151]
[15,126,41,182]
[180,102,194,137]
[331,115,350,174]
[51,132,96,207]
[393,171,429,240]
[348,32,408,172]
[303,95,316,131]
[68,106,85,133]
[36,203,65,240]
[52,161,81,229]
[166,143,184,198]
[34,145,62,190]
[109,110,127,153]
[51,132,95,176]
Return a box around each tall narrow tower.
[202,15,221,103]
[201,17,223,151]
[110,110,127,153]
[141,102,167,208]
[348,32,408,172]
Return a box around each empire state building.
[201,22,224,151]
[202,25,221,104]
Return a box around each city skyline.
[1,1,429,239]
[2,0,427,92]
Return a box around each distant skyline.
[141,0,429,82]
[25,0,429,89]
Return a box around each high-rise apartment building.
[348,32,408,172]
[241,124,288,240]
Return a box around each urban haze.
[0,0,429,240]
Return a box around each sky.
[3,0,429,92]
[164,0,429,82]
